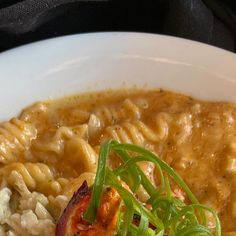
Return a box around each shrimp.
[56,181,121,236]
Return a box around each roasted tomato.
[56,181,121,236]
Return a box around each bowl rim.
[1,32,236,120]
[1,31,236,57]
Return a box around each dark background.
[0,0,235,52]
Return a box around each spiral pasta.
[31,125,88,161]
[1,163,68,196]
[153,112,171,141]
[94,98,142,127]
[0,118,37,164]
[173,113,192,145]
[102,120,160,146]
[64,137,98,173]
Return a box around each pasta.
[0,89,235,235]
[0,118,37,164]
[30,125,88,161]
[62,172,95,197]
[64,137,98,173]
[0,163,68,196]
[102,120,159,146]
[93,98,142,127]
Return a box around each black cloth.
[0,0,235,52]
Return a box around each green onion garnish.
[84,140,221,236]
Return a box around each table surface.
[0,0,235,52]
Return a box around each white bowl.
[1,32,236,120]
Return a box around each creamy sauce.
[1,89,236,235]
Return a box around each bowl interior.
[0,33,236,120]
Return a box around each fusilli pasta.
[64,137,98,173]
[0,118,37,164]
[102,120,160,146]
[30,125,88,162]
[94,98,142,126]
[0,163,68,196]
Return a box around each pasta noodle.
[33,125,88,153]
[102,120,162,146]
[30,125,88,162]
[0,118,37,164]
[152,112,171,141]
[94,98,142,127]
[64,137,98,173]
[62,172,95,197]
[0,163,68,196]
